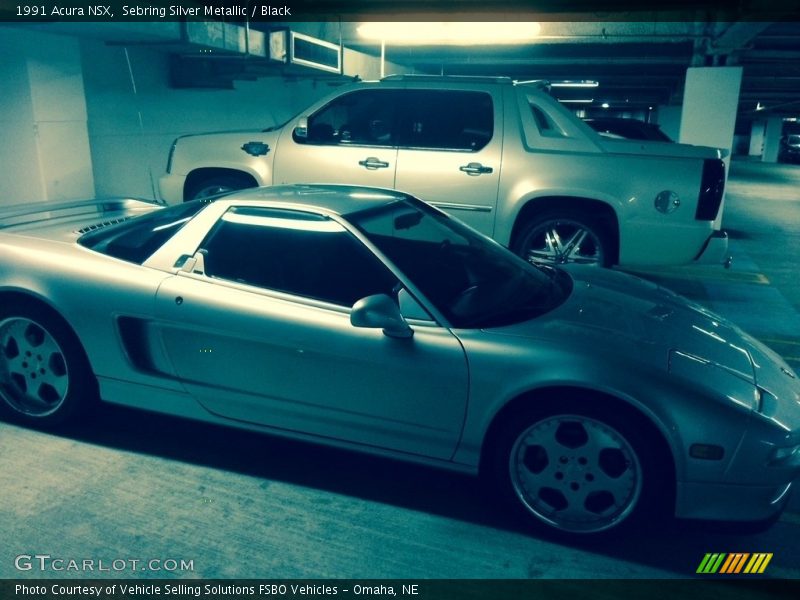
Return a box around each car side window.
[198,206,398,307]
[396,90,493,151]
[302,90,397,147]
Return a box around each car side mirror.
[293,117,309,141]
[351,294,413,339]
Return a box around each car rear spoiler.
[0,198,159,230]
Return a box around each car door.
[153,205,468,459]
[273,89,399,190]
[394,88,502,235]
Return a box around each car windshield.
[349,199,571,328]
[79,201,207,264]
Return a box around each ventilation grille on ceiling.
[289,31,341,74]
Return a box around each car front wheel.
[0,306,94,427]
[490,402,661,536]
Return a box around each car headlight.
[669,350,759,411]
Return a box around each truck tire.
[513,210,613,267]
[186,174,256,201]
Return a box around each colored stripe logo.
[696,553,773,574]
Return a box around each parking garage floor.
[1,159,799,581]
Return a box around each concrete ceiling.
[8,5,800,121]
[314,20,800,119]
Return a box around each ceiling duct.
[269,29,342,74]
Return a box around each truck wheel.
[186,174,255,201]
[513,210,612,267]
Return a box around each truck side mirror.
[293,117,309,141]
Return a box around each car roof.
[214,184,410,216]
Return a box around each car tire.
[186,174,255,201]
[488,399,665,537]
[0,304,95,427]
[513,210,613,267]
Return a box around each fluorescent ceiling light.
[357,22,541,45]
[601,102,610,109]
[551,81,599,88]
[559,99,594,104]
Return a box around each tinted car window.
[303,90,397,147]
[396,90,494,151]
[200,206,398,307]
[351,199,570,328]
[79,201,207,264]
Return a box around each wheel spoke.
[563,229,588,259]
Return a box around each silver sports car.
[1,185,798,537]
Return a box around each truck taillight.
[695,158,725,221]
[166,139,178,174]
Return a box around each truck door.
[394,89,502,235]
[273,89,399,190]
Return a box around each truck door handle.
[358,157,390,170]
[459,162,493,176]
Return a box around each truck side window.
[397,90,494,151]
[305,90,397,147]
[530,104,566,138]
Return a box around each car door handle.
[459,162,493,176]
[358,157,390,170]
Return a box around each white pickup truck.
[159,75,729,268]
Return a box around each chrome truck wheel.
[514,211,611,267]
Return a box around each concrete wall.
[81,40,337,200]
[1,25,391,205]
[0,28,94,206]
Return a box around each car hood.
[488,266,784,386]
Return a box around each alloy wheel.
[521,219,604,266]
[0,317,70,417]
[509,414,642,534]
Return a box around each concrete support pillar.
[679,66,743,228]
[0,28,94,205]
[679,66,742,155]
[749,120,766,157]
[762,117,783,163]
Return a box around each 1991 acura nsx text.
[0,184,798,536]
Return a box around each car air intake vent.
[695,158,725,221]
[75,217,130,234]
